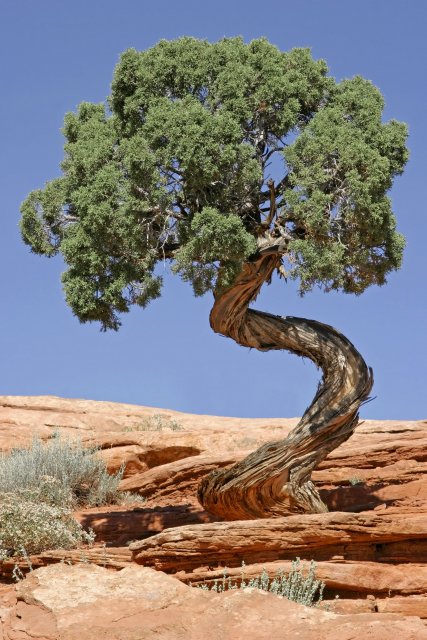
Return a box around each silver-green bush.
[0,434,139,560]
[0,434,124,507]
[195,559,325,607]
[0,493,95,560]
[125,414,182,432]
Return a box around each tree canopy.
[20,37,408,330]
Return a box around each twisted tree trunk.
[197,252,373,520]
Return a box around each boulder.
[1,563,427,640]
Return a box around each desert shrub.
[0,433,124,507]
[118,491,147,506]
[125,414,183,432]
[195,559,325,607]
[2,475,74,508]
[0,493,95,560]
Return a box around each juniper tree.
[20,38,407,519]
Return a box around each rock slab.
[2,564,427,640]
[1,395,426,625]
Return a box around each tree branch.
[264,179,277,228]
[262,145,285,163]
[256,233,291,256]
[156,241,180,259]
[259,173,291,203]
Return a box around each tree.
[20,37,408,520]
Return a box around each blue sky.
[1,1,425,419]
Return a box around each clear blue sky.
[1,1,426,419]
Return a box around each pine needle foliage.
[20,37,408,330]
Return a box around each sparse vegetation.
[125,414,183,432]
[0,494,95,560]
[194,558,325,607]
[348,476,363,486]
[0,433,124,508]
[117,491,147,506]
[0,434,134,560]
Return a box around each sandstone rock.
[0,394,297,442]
[1,395,426,626]
[178,559,427,618]
[130,511,427,572]
[74,503,218,545]
[0,546,132,580]
[111,418,426,511]
[181,560,427,597]
[322,597,378,614]
[117,453,427,512]
[1,396,426,517]
[376,596,427,619]
[118,452,243,503]
[96,440,203,477]
[2,396,425,484]
[2,564,427,640]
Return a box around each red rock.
[181,560,427,597]
[0,546,132,580]
[74,503,218,545]
[0,394,297,442]
[118,452,243,503]
[1,395,426,626]
[2,564,427,640]
[130,511,427,572]
[323,598,378,614]
[377,596,427,618]
[96,440,203,477]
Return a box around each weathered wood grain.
[198,254,373,518]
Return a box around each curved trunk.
[197,254,373,520]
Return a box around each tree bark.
[197,253,373,520]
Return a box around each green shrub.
[0,433,124,507]
[0,493,95,560]
[125,414,183,432]
[194,559,325,607]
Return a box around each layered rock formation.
[0,395,426,627]
[1,563,427,640]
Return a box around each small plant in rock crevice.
[125,414,183,432]
[193,558,325,607]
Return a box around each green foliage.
[0,433,124,508]
[20,37,407,329]
[173,207,257,294]
[284,76,408,294]
[195,558,325,607]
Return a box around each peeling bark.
[197,254,373,519]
